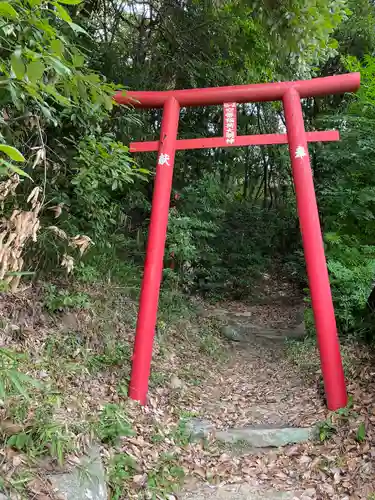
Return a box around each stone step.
[215,425,314,448]
[186,419,314,448]
[220,322,306,342]
[181,483,299,500]
[48,445,107,500]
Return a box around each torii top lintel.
[114,73,360,108]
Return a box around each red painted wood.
[114,73,360,108]
[125,72,360,410]
[130,130,340,153]
[283,88,347,410]
[128,97,180,405]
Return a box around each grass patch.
[179,367,203,386]
[108,452,140,500]
[44,333,85,359]
[285,335,357,378]
[315,396,361,443]
[7,419,76,465]
[0,346,84,473]
[73,244,143,296]
[159,287,194,323]
[2,387,81,467]
[95,404,135,445]
[149,370,169,388]
[285,336,320,375]
[43,284,91,312]
[109,451,185,500]
[0,468,33,497]
[0,270,217,500]
[108,418,190,499]
[0,348,42,401]
[146,452,185,497]
[171,418,192,446]
[87,342,131,373]
[198,323,226,361]
[44,329,132,378]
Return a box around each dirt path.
[172,297,375,500]
[177,296,321,424]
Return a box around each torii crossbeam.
[114,73,360,411]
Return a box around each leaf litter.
[0,283,374,499]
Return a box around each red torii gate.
[114,72,360,411]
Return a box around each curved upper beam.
[114,72,360,109]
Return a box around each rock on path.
[187,418,315,448]
[181,483,299,500]
[48,445,107,500]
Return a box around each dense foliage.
[1,0,375,337]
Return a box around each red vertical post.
[283,88,347,410]
[129,97,180,404]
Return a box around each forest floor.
[0,277,374,499]
[179,298,375,500]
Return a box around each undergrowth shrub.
[70,134,149,239]
[0,349,40,401]
[165,175,299,299]
[43,284,91,312]
[96,404,134,445]
[286,335,356,378]
[325,234,375,335]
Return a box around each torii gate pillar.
[114,73,360,410]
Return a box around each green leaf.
[8,371,29,399]
[52,2,72,22]
[1,159,31,179]
[72,53,84,67]
[49,57,71,76]
[0,2,17,18]
[104,95,113,111]
[43,85,71,106]
[16,371,42,388]
[0,144,25,162]
[8,165,32,180]
[68,22,90,37]
[50,39,64,56]
[85,74,100,83]
[0,347,21,361]
[0,379,6,399]
[10,53,25,80]
[7,435,17,447]
[57,0,81,4]
[356,422,366,442]
[39,104,56,124]
[77,80,87,99]
[27,60,45,85]
[15,432,28,450]
[8,81,22,110]
[56,440,63,465]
